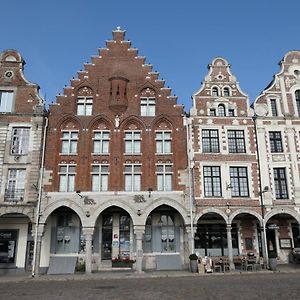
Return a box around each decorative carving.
[84,197,96,205]
[272,154,286,162]
[78,86,93,96]
[134,195,146,203]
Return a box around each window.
[59,165,76,192]
[223,87,230,97]
[269,131,283,153]
[11,127,30,155]
[92,165,109,192]
[296,90,300,117]
[157,164,172,191]
[228,130,246,153]
[5,169,25,202]
[274,168,288,199]
[270,99,278,117]
[125,131,141,154]
[202,129,219,153]
[0,91,13,112]
[228,109,235,117]
[61,131,78,154]
[209,109,216,116]
[230,167,249,197]
[141,97,155,116]
[124,164,141,191]
[203,166,222,197]
[93,131,109,154]
[212,87,219,96]
[218,104,226,116]
[77,96,93,116]
[160,214,175,252]
[156,131,171,154]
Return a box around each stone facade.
[0,50,45,273]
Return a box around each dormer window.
[218,104,226,117]
[212,87,219,96]
[223,87,230,97]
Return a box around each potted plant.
[112,256,136,268]
[268,251,277,271]
[189,253,198,273]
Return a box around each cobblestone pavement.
[1,272,300,300]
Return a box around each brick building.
[36,28,190,274]
[253,50,300,263]
[0,50,45,273]
[189,57,263,269]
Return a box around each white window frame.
[124,131,141,154]
[5,169,26,201]
[91,164,109,192]
[156,131,172,154]
[140,97,155,116]
[61,131,78,155]
[124,163,141,191]
[156,163,173,191]
[77,96,93,116]
[11,127,30,155]
[0,90,14,112]
[58,164,76,192]
[93,130,110,154]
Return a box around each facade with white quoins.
[0,50,45,273]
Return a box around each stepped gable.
[51,27,183,118]
[0,49,43,114]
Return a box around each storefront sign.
[267,224,279,230]
[0,230,18,240]
[279,238,292,249]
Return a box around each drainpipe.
[253,115,269,268]
[185,113,195,254]
[32,116,48,277]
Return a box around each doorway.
[101,215,112,260]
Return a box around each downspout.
[253,115,269,267]
[32,116,48,277]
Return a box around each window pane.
[59,175,67,192]
[92,175,99,192]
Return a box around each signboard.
[267,224,279,230]
[279,238,292,249]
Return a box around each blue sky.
[1,0,300,111]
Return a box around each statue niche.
[108,76,129,114]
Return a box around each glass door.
[102,215,112,260]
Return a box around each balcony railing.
[4,189,25,202]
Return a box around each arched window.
[223,87,230,97]
[212,87,219,96]
[296,90,300,117]
[218,104,226,117]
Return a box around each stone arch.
[91,200,137,227]
[119,115,146,131]
[0,207,34,223]
[75,85,94,97]
[151,115,176,130]
[55,115,82,131]
[194,208,228,224]
[228,209,262,225]
[141,197,189,226]
[265,207,300,224]
[87,115,114,131]
[39,200,86,226]
[137,82,159,96]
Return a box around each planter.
[269,258,277,271]
[190,259,198,273]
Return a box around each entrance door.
[266,228,277,255]
[102,215,112,260]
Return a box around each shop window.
[11,127,30,155]
[0,230,18,264]
[0,90,13,112]
[160,214,175,252]
[119,215,130,258]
